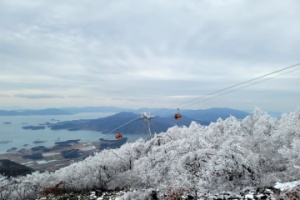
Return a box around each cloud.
[0,0,299,111]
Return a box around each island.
[22,125,46,130]
[33,140,47,144]
[0,141,12,144]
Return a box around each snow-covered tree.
[1,108,300,199]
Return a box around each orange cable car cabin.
[115,133,123,140]
[174,108,182,120]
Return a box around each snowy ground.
[274,180,300,191]
[36,181,300,200]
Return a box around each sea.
[0,112,147,154]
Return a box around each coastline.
[0,137,128,171]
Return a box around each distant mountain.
[0,106,249,126]
[60,106,166,114]
[49,111,204,134]
[0,108,72,116]
[60,106,130,114]
[48,108,247,135]
[0,159,33,177]
[60,107,249,119]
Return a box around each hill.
[0,159,33,177]
[48,108,248,134]
[49,112,209,134]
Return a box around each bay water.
[0,112,147,154]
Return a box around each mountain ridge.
[0,106,249,117]
[48,108,249,134]
[0,108,72,116]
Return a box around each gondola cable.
[150,62,300,117]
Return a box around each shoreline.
[0,140,102,171]
[0,137,128,171]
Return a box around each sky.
[0,0,299,112]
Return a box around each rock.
[256,193,268,199]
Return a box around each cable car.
[174,108,182,120]
[115,133,123,140]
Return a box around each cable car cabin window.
[115,133,123,140]
[174,113,182,120]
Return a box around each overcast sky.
[0,0,299,112]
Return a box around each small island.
[53,140,80,149]
[0,140,12,144]
[33,140,47,144]
[3,122,11,124]
[22,125,46,130]
[6,147,18,153]
[31,146,50,152]
[23,153,43,160]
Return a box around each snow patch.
[274,180,300,191]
